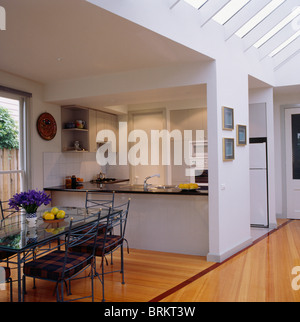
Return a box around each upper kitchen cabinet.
[61,105,90,152]
[61,105,119,153]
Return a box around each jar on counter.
[65,176,71,188]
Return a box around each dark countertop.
[44,181,208,196]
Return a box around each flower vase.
[26,212,37,227]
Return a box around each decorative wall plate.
[37,112,57,140]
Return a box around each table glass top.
[0,207,109,251]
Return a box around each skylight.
[213,0,250,25]
[183,0,208,9]
[236,0,285,38]
[269,29,300,57]
[254,6,300,48]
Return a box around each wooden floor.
[1,219,300,302]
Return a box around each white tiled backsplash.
[43,152,105,187]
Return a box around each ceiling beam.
[243,0,300,51]
[272,37,300,68]
[224,0,273,41]
[198,0,231,27]
[258,20,298,59]
[274,48,300,70]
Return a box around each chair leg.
[22,275,26,301]
[120,245,125,284]
[102,257,105,302]
[8,277,13,302]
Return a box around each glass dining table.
[0,207,112,302]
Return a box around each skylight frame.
[183,0,208,10]
[213,0,251,25]
[254,6,300,48]
[269,29,300,56]
[236,0,286,38]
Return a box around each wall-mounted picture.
[237,125,247,146]
[222,106,234,130]
[223,138,235,161]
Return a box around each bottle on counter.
[71,175,77,189]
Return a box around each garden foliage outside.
[0,106,19,150]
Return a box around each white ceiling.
[0,0,210,84]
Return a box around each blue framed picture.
[223,138,235,161]
[222,106,234,130]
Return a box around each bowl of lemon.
[42,207,66,222]
[178,183,199,191]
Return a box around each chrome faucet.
[144,174,160,190]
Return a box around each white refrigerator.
[249,140,269,227]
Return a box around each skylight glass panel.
[269,29,300,57]
[213,0,250,25]
[254,6,300,48]
[236,0,285,38]
[184,0,208,9]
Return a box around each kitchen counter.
[45,180,209,256]
[44,181,208,195]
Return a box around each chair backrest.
[0,200,18,220]
[109,198,131,240]
[85,191,115,213]
[62,210,108,279]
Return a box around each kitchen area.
[43,96,210,256]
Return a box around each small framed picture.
[222,107,234,130]
[223,138,235,161]
[237,125,247,146]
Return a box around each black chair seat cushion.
[23,250,92,281]
[0,251,15,261]
[81,223,108,236]
[69,235,123,256]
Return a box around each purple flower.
[9,190,51,214]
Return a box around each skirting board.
[206,237,253,263]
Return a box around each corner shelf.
[61,105,90,152]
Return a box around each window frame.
[0,88,31,195]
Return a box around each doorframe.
[281,104,300,218]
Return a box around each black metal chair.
[70,199,130,301]
[0,266,13,302]
[22,211,104,302]
[85,191,115,212]
[0,200,18,220]
[0,200,18,267]
[85,191,116,264]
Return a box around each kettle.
[98,172,105,180]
